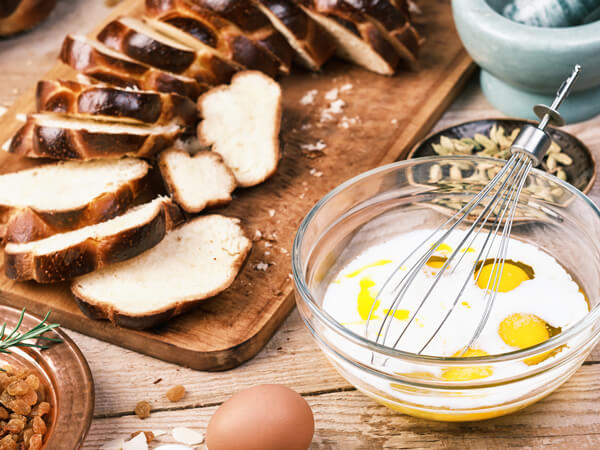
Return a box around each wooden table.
[1,1,600,448]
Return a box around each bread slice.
[0,158,149,244]
[5,196,183,283]
[36,79,197,131]
[159,148,236,213]
[8,113,182,160]
[255,0,335,71]
[98,17,242,85]
[142,9,279,79]
[300,0,399,75]
[71,215,252,329]
[185,0,294,74]
[347,0,421,64]
[59,34,205,99]
[197,71,281,187]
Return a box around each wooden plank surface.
[0,0,474,371]
[1,1,600,448]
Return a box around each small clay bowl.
[407,118,596,194]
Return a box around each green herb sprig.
[0,309,61,355]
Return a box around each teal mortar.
[452,0,600,123]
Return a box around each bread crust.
[71,215,252,330]
[196,71,281,187]
[301,0,400,75]
[4,173,148,244]
[5,199,184,283]
[98,18,242,85]
[256,0,336,70]
[145,0,280,78]
[59,35,205,99]
[158,148,236,213]
[36,79,198,131]
[0,0,56,36]
[342,0,421,61]
[181,0,294,73]
[8,114,181,160]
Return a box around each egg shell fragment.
[206,384,314,450]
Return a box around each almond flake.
[172,427,204,445]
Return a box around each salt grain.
[300,140,327,152]
[255,262,269,271]
[339,116,359,129]
[340,83,353,92]
[253,230,263,241]
[391,118,398,125]
[299,89,318,105]
[324,88,339,101]
[268,209,276,217]
[320,99,346,122]
[309,168,323,177]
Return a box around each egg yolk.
[383,309,410,320]
[357,277,380,320]
[475,260,532,292]
[426,255,447,269]
[345,259,392,278]
[441,348,493,381]
[498,313,562,365]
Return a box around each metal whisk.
[365,65,582,356]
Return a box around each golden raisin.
[31,418,45,436]
[0,435,16,450]
[22,429,34,445]
[6,382,29,397]
[31,403,50,418]
[19,391,37,408]
[131,431,154,443]
[134,401,151,420]
[5,418,25,433]
[27,434,42,450]
[7,400,30,416]
[23,377,39,393]
[166,385,186,402]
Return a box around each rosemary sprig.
[0,309,62,356]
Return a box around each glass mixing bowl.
[292,156,600,421]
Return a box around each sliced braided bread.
[5,196,183,283]
[71,214,252,329]
[0,158,150,244]
[59,34,205,99]
[255,0,335,71]
[36,79,197,131]
[98,17,242,85]
[8,113,182,160]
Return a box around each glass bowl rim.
[292,155,600,365]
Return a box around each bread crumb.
[301,140,327,152]
[310,168,323,177]
[300,89,318,105]
[320,99,346,122]
[255,262,269,271]
[339,116,359,129]
[324,88,339,101]
[268,209,276,217]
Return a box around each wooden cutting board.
[0,0,474,370]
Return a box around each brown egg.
[206,384,314,450]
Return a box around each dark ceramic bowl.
[408,118,596,194]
